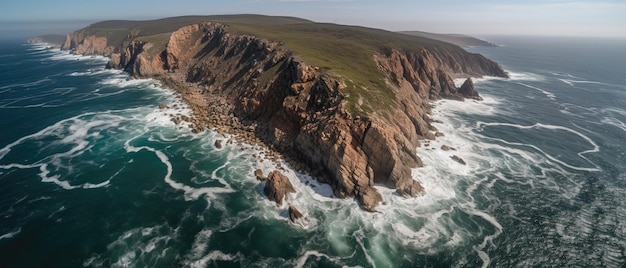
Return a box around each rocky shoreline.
[50,17,508,211]
[159,77,313,174]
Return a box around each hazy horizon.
[1,0,625,39]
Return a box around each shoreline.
[35,29,504,211]
[157,76,318,176]
[29,41,308,172]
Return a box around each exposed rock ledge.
[61,21,507,211]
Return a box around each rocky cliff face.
[62,30,113,55]
[62,22,507,211]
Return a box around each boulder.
[357,187,383,212]
[396,179,423,197]
[263,170,296,206]
[441,145,456,151]
[451,155,466,165]
[214,139,223,149]
[288,205,303,223]
[254,169,266,181]
[159,103,169,109]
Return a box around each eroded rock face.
[62,31,112,55]
[459,78,481,100]
[357,186,383,212]
[254,169,266,181]
[263,170,296,206]
[288,205,303,222]
[62,22,507,211]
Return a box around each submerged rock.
[441,145,456,151]
[451,155,466,165]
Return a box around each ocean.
[0,36,624,267]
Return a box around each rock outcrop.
[459,78,481,100]
[61,19,508,211]
[451,155,467,165]
[62,31,112,55]
[288,205,303,223]
[263,170,296,206]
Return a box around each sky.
[0,0,625,38]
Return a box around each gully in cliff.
[58,15,508,212]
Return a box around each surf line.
[476,122,601,172]
[123,133,235,201]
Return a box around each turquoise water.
[0,37,625,267]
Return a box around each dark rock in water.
[159,103,169,109]
[263,170,296,206]
[254,169,266,181]
[459,78,483,100]
[288,205,303,223]
[441,145,456,151]
[451,155,466,165]
[435,132,445,137]
[214,139,223,149]
[396,179,423,197]
[357,186,383,212]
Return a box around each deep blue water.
[0,37,625,267]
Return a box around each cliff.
[61,15,508,211]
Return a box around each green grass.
[78,15,459,116]
[136,33,170,58]
[224,23,454,116]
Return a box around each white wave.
[559,78,618,87]
[559,78,574,86]
[25,43,51,51]
[124,136,235,200]
[476,122,601,172]
[39,163,77,190]
[432,95,502,117]
[187,229,214,261]
[0,78,52,91]
[0,110,150,190]
[507,71,545,82]
[81,169,120,189]
[517,82,556,101]
[143,98,194,129]
[187,251,238,268]
[47,50,109,63]
[0,228,21,240]
[101,225,174,268]
[99,77,155,88]
[295,250,356,268]
[474,75,508,84]
[68,68,120,77]
[601,117,626,133]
